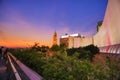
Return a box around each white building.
[60,33,93,48]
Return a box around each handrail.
[8,52,42,80]
[99,44,120,54]
[7,53,22,80]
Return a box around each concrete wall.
[68,36,74,48]
[60,0,120,48]
[67,36,93,48]
[80,37,93,47]
[74,37,81,48]
[94,0,120,47]
[75,0,120,48]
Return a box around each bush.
[42,53,95,80]
[10,45,120,80]
[67,45,100,61]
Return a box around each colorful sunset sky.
[0,0,108,48]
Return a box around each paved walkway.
[0,57,9,80]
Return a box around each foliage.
[93,57,120,80]
[83,44,99,55]
[83,44,99,61]
[67,48,78,56]
[67,45,99,61]
[97,20,103,32]
[105,56,120,80]
[50,44,60,52]
[9,44,120,80]
[10,48,46,75]
[60,43,67,50]
[42,52,95,80]
[30,42,49,53]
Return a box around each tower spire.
[53,31,57,45]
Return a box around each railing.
[99,44,120,54]
[7,52,42,80]
[7,54,22,80]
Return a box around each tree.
[97,20,103,32]
[60,43,67,50]
[42,52,95,80]
[10,43,119,80]
[40,46,49,53]
[83,44,100,61]
[50,45,60,52]
[67,45,99,61]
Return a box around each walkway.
[0,57,9,80]
[0,52,42,80]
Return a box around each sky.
[0,0,108,48]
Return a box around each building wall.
[60,38,69,47]
[60,36,93,48]
[74,37,81,48]
[94,0,120,47]
[80,37,93,47]
[68,36,74,48]
[60,0,120,48]
[78,0,120,47]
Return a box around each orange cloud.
[0,19,53,48]
[0,7,71,48]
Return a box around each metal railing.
[99,44,120,54]
[7,54,22,80]
[7,52,42,80]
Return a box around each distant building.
[53,31,57,45]
[60,33,93,48]
[60,36,69,47]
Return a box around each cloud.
[57,26,70,35]
[0,30,3,36]
[0,24,8,40]
[0,7,55,47]
[0,21,54,47]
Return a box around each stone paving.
[0,58,9,80]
